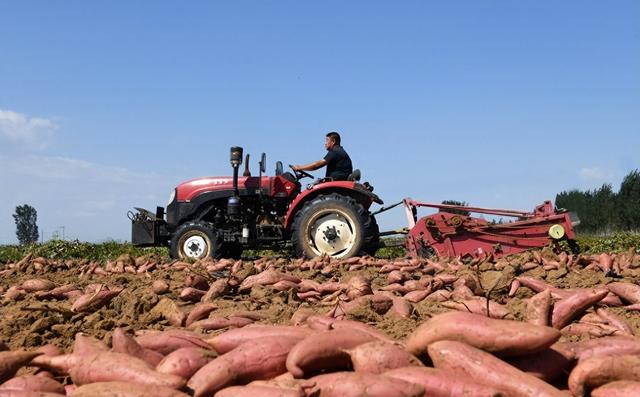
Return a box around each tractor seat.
[348,169,361,182]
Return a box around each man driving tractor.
[292,131,353,181]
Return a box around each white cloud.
[0,154,173,243]
[579,167,611,182]
[0,109,57,149]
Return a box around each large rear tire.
[291,193,378,259]
[170,222,220,260]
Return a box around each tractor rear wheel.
[291,193,378,259]
[170,222,220,260]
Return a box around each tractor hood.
[176,176,271,202]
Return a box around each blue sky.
[1,1,638,243]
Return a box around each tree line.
[556,170,640,234]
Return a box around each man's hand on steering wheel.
[289,164,314,180]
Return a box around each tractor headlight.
[167,189,176,207]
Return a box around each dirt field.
[2,249,639,351]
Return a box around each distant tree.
[555,169,640,234]
[618,169,640,230]
[440,200,470,216]
[13,204,39,245]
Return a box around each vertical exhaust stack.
[228,146,243,217]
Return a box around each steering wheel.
[288,164,314,180]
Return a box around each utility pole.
[58,226,65,240]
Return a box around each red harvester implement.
[402,199,580,259]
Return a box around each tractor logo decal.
[191,178,233,186]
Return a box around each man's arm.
[292,159,326,172]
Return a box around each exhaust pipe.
[228,146,243,216]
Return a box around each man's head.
[325,131,341,150]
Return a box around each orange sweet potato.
[206,325,313,354]
[384,366,503,397]
[568,354,640,396]
[71,381,190,397]
[428,340,566,397]
[69,352,185,389]
[572,335,640,361]
[551,288,609,329]
[187,336,301,397]
[0,374,64,394]
[0,351,43,383]
[405,311,560,357]
[214,385,304,397]
[135,329,211,355]
[111,328,164,367]
[285,329,378,378]
[346,341,422,374]
[155,347,216,379]
[301,372,424,397]
[591,380,640,397]
[525,290,552,326]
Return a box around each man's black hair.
[326,131,341,145]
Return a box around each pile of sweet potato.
[2,311,640,396]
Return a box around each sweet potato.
[591,380,640,397]
[135,329,211,355]
[346,341,422,374]
[179,287,206,302]
[329,320,395,343]
[337,293,393,316]
[151,280,170,295]
[185,303,218,327]
[301,372,424,397]
[389,296,413,318]
[405,311,560,357]
[187,336,301,397]
[71,381,190,397]
[29,354,80,375]
[606,282,640,304]
[525,289,552,326]
[148,298,186,327]
[206,325,313,354]
[34,284,78,300]
[111,328,164,367]
[286,328,379,378]
[187,316,253,331]
[70,351,185,389]
[428,340,566,397]
[441,297,512,319]
[71,287,123,312]
[384,366,503,397]
[72,333,108,357]
[21,279,56,293]
[568,354,640,396]
[403,289,431,303]
[201,278,230,301]
[156,347,216,379]
[425,289,451,302]
[0,391,65,397]
[238,270,300,292]
[596,307,634,335]
[214,385,304,397]
[551,288,608,329]
[562,322,622,338]
[0,351,43,383]
[507,344,574,382]
[346,276,372,300]
[0,375,64,394]
[572,335,640,361]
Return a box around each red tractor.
[130,147,381,260]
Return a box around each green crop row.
[0,232,638,263]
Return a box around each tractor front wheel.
[170,222,220,260]
[291,193,378,259]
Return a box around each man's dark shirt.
[323,145,353,180]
